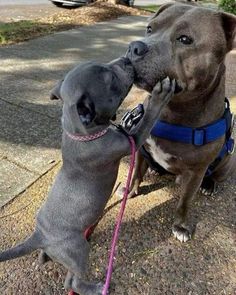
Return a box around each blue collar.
[151,98,233,146]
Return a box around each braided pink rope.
[102,136,136,295]
[66,128,108,142]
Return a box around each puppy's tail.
[0,231,42,262]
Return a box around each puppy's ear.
[221,12,236,52]
[77,94,95,125]
[50,79,64,100]
[111,114,117,121]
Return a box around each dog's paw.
[200,178,217,196]
[152,77,176,106]
[172,225,192,243]
[116,185,138,199]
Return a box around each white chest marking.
[146,137,172,170]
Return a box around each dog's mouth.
[134,73,153,92]
[135,71,184,95]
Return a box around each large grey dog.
[125,3,236,242]
[0,57,175,294]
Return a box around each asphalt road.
[0,0,49,5]
[0,1,62,22]
[0,0,167,22]
[0,0,166,6]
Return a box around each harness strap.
[151,98,232,146]
[140,98,234,177]
[206,137,235,177]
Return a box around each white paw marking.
[200,188,213,196]
[172,228,191,243]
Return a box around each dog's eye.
[146,26,152,34]
[177,35,193,45]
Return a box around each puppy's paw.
[64,271,73,291]
[200,178,217,196]
[152,77,176,106]
[72,278,103,295]
[94,282,104,295]
[172,224,192,243]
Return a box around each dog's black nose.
[128,41,148,59]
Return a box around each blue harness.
[121,98,235,177]
[150,98,234,176]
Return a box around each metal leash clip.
[120,104,144,131]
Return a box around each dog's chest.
[146,137,172,170]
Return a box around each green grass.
[0,20,55,45]
[135,4,160,13]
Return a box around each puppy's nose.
[124,57,132,66]
[128,41,148,59]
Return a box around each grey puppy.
[0,57,175,295]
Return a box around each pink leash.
[102,135,136,295]
[69,135,136,295]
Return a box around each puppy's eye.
[146,26,152,34]
[111,73,116,82]
[177,35,193,45]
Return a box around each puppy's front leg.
[130,77,175,149]
[117,78,175,198]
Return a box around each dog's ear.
[149,2,175,20]
[77,94,96,125]
[50,79,64,100]
[221,12,236,52]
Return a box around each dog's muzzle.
[127,41,148,61]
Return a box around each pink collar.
[65,128,108,142]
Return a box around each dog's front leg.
[172,169,206,242]
[127,150,148,198]
[130,77,175,150]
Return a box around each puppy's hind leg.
[57,237,103,295]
